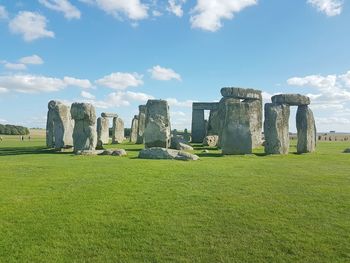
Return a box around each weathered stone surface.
[221,101,253,155]
[183,128,191,142]
[96,140,104,150]
[130,115,139,143]
[138,147,199,161]
[191,108,206,143]
[207,109,220,136]
[71,102,97,152]
[136,105,146,144]
[111,149,127,156]
[203,135,219,147]
[264,103,290,154]
[246,99,263,148]
[271,94,310,106]
[144,100,171,148]
[46,100,73,149]
[75,150,104,156]
[296,105,316,153]
[112,117,124,144]
[101,112,118,118]
[97,117,109,144]
[221,87,262,100]
[170,136,194,150]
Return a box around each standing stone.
[183,128,191,142]
[191,109,205,143]
[130,115,139,143]
[207,109,220,136]
[264,103,290,154]
[136,105,146,144]
[221,101,253,154]
[97,117,109,144]
[144,99,171,148]
[46,100,73,149]
[112,117,124,144]
[70,103,97,152]
[296,105,316,153]
[245,98,263,148]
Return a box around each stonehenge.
[264,94,316,155]
[136,105,146,144]
[144,99,171,148]
[112,117,124,144]
[97,116,109,144]
[70,102,97,152]
[46,100,73,149]
[130,115,139,143]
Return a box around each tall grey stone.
[130,115,139,143]
[264,103,290,154]
[46,100,73,149]
[97,117,109,144]
[70,103,97,152]
[136,105,146,144]
[296,105,316,153]
[245,98,263,148]
[221,101,253,155]
[144,99,171,148]
[112,117,124,144]
[207,109,220,136]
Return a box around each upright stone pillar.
[264,103,290,154]
[296,105,316,153]
[191,109,205,143]
[112,117,124,144]
[46,100,73,149]
[144,99,171,148]
[207,109,220,136]
[136,105,146,144]
[70,103,97,152]
[130,115,139,143]
[97,117,109,144]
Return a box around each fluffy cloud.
[149,65,182,81]
[0,74,94,93]
[190,0,257,32]
[84,0,148,20]
[9,11,55,41]
[167,0,186,17]
[81,90,96,99]
[96,72,143,90]
[63,76,93,89]
[19,55,44,65]
[166,98,194,107]
[4,63,27,71]
[0,87,8,93]
[39,0,81,19]
[307,0,343,16]
[0,5,8,19]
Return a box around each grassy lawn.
[0,137,349,262]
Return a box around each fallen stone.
[75,150,104,156]
[221,87,262,100]
[112,149,127,156]
[177,142,194,151]
[138,147,199,161]
[203,135,219,147]
[271,94,310,106]
[296,105,316,153]
[202,149,209,153]
[264,103,290,154]
[170,135,193,150]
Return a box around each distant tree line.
[0,124,30,135]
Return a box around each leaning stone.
[144,100,171,148]
[296,105,316,153]
[112,117,124,144]
[203,135,219,147]
[71,102,97,152]
[264,103,290,154]
[112,149,127,156]
[138,147,199,161]
[101,112,118,118]
[271,94,310,106]
[221,87,262,100]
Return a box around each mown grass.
[0,137,349,262]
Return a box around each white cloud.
[0,74,66,93]
[307,0,343,16]
[190,0,257,32]
[4,63,27,70]
[96,72,143,90]
[166,98,194,107]
[63,76,93,89]
[149,65,182,81]
[152,10,162,17]
[0,5,8,19]
[19,55,44,65]
[39,0,81,19]
[85,0,148,20]
[81,90,96,99]
[0,87,8,93]
[9,11,55,41]
[167,0,186,17]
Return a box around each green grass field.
[0,136,349,262]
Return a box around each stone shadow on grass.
[0,146,72,156]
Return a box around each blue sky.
[0,0,349,132]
